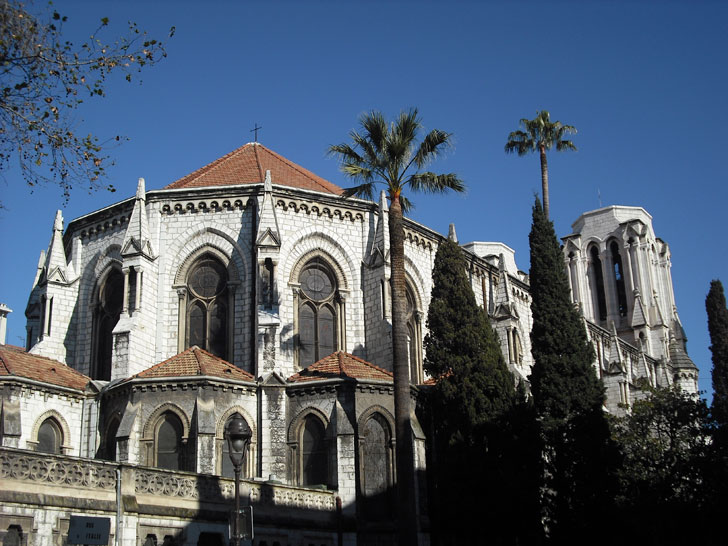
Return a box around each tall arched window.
[93,268,123,380]
[37,417,63,454]
[186,257,228,359]
[590,246,607,322]
[300,414,328,487]
[297,259,338,367]
[100,417,120,461]
[155,412,185,471]
[611,241,628,317]
[361,414,392,495]
[405,283,423,384]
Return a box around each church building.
[0,143,698,545]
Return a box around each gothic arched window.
[611,241,628,317]
[186,257,228,359]
[361,414,392,495]
[93,267,123,380]
[405,284,423,384]
[300,414,328,487]
[589,246,607,322]
[155,412,185,471]
[37,417,63,454]
[297,259,338,367]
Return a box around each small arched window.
[186,257,228,359]
[37,417,63,454]
[611,241,628,317]
[300,414,328,487]
[155,412,185,471]
[590,246,607,322]
[297,259,338,367]
[93,267,124,380]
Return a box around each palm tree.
[329,109,464,545]
[505,110,577,219]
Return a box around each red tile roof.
[165,142,343,195]
[0,344,89,391]
[288,351,393,383]
[130,346,255,382]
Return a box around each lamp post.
[226,415,252,546]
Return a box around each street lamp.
[226,414,252,546]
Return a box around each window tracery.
[184,256,229,359]
[296,258,340,367]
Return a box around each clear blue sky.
[1,1,725,399]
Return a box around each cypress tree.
[528,198,616,544]
[706,279,728,429]
[424,237,517,544]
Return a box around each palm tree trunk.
[389,194,418,546]
[540,145,550,219]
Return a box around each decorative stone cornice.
[161,198,250,215]
[275,198,364,222]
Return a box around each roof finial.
[136,177,146,198]
[251,122,263,143]
[53,210,64,232]
[448,223,458,243]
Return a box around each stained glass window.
[37,418,62,454]
[297,259,338,367]
[185,257,228,358]
[156,413,184,470]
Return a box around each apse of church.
[1,142,697,545]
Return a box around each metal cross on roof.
[251,123,263,142]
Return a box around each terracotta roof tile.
[288,351,393,383]
[130,346,255,382]
[165,142,343,195]
[0,344,89,391]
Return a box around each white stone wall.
[11,386,86,456]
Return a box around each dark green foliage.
[611,385,724,545]
[706,279,728,429]
[528,198,617,544]
[424,238,515,439]
[424,238,542,545]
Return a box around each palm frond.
[328,142,364,164]
[341,163,374,182]
[556,140,577,152]
[350,130,379,168]
[413,129,452,169]
[342,182,376,201]
[360,111,388,155]
[407,172,465,194]
[504,131,535,156]
[394,108,420,146]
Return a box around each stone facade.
[0,143,697,545]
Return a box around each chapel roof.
[130,346,256,382]
[288,351,393,383]
[164,142,343,195]
[0,344,89,391]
